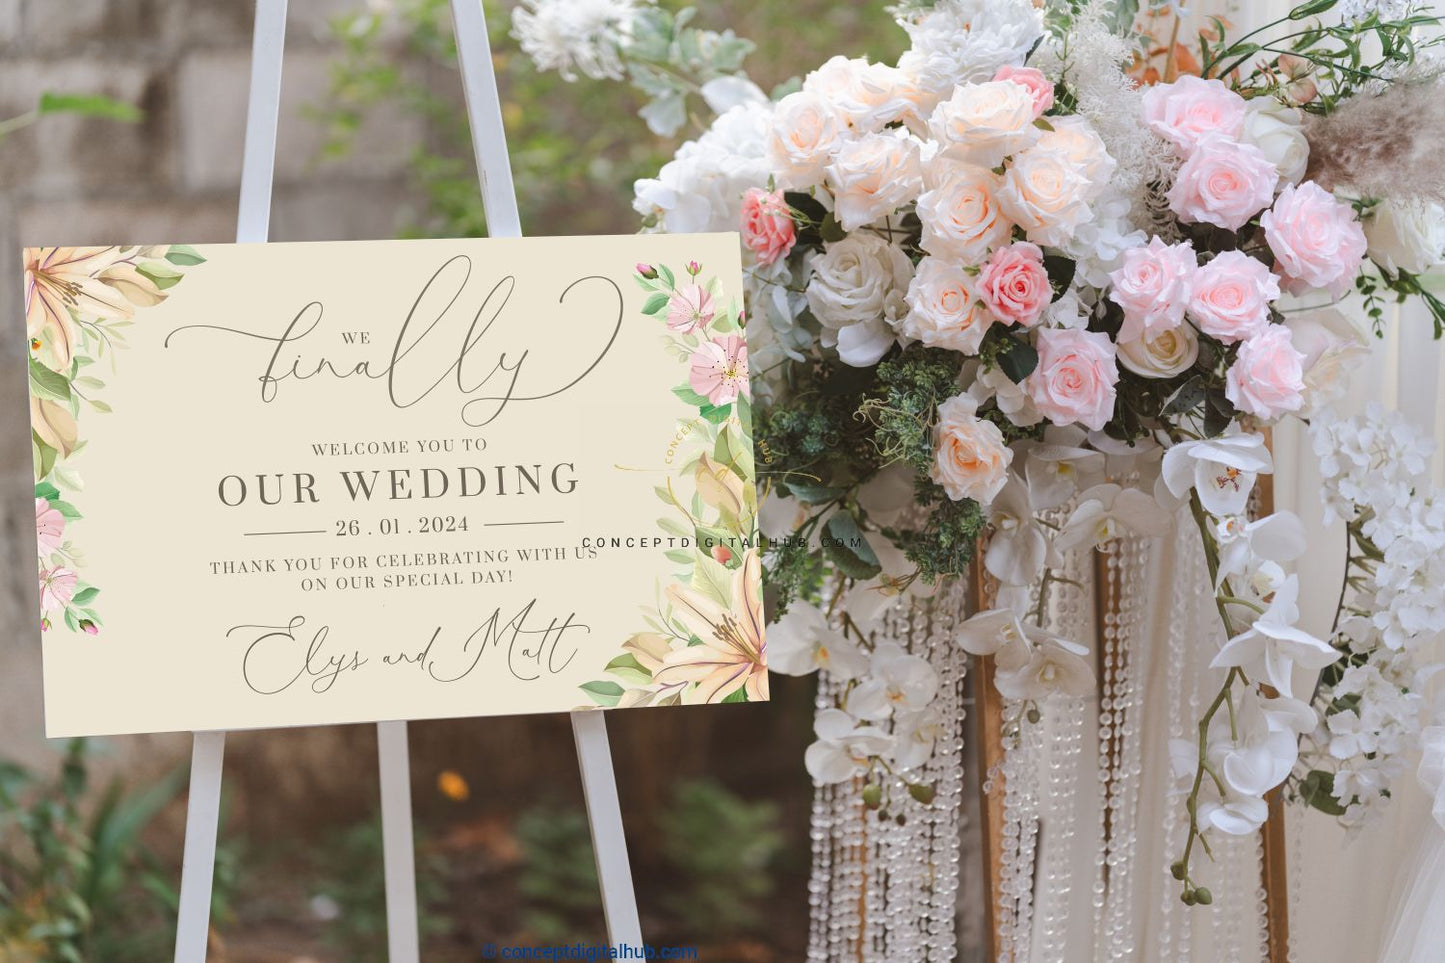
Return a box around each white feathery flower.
[511,0,649,82]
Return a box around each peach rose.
[1225,325,1305,419]
[902,256,995,353]
[917,162,1012,264]
[1034,116,1115,190]
[1026,327,1119,431]
[766,90,845,189]
[977,242,1051,327]
[1141,75,1246,155]
[930,393,1013,504]
[1107,236,1197,343]
[1261,181,1367,297]
[993,65,1054,118]
[997,146,1093,247]
[1166,136,1279,231]
[1188,250,1279,343]
[740,188,797,266]
[825,130,924,231]
[928,79,1040,167]
[805,56,912,134]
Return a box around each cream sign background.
[23,233,765,737]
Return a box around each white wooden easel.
[171,3,643,959]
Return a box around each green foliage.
[887,481,986,583]
[515,805,602,940]
[861,346,962,476]
[756,359,879,481]
[310,818,450,962]
[657,779,783,935]
[0,740,226,963]
[0,91,142,141]
[762,531,828,616]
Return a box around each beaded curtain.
[803,509,1273,961]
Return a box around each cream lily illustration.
[654,549,768,704]
[24,247,135,368]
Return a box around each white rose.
[1117,323,1199,378]
[1240,98,1309,186]
[998,146,1094,247]
[825,130,924,231]
[806,234,914,367]
[1284,307,1369,412]
[1034,116,1115,198]
[804,55,911,134]
[767,90,845,189]
[1364,199,1445,275]
[902,256,996,354]
[917,162,1012,264]
[928,80,1040,168]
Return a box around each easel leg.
[378,721,422,963]
[571,711,643,944]
[174,731,226,963]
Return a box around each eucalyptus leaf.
[824,512,881,580]
[579,681,624,707]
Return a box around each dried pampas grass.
[1305,75,1445,203]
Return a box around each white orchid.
[1209,690,1311,798]
[1161,433,1274,517]
[957,609,1095,700]
[1210,576,1337,698]
[1016,427,1106,510]
[891,707,943,770]
[984,473,1049,587]
[845,641,940,720]
[994,630,1096,701]
[768,604,869,679]
[1214,511,1307,592]
[1054,483,1172,553]
[804,708,894,784]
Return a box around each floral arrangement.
[23,245,206,634]
[578,259,768,709]
[514,0,1445,904]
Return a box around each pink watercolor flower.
[38,566,77,616]
[1026,327,1120,432]
[993,65,1054,118]
[636,263,658,279]
[666,283,715,334]
[1108,236,1197,343]
[1141,75,1246,155]
[1226,325,1306,419]
[1189,250,1280,343]
[1166,136,1279,231]
[711,544,734,565]
[35,497,65,556]
[740,187,798,266]
[1261,181,1368,297]
[977,241,1051,327]
[689,334,750,406]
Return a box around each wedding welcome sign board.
[23,232,765,737]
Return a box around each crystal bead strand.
[1157,523,1196,961]
[1105,534,1150,961]
[1091,540,1122,960]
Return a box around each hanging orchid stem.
[1173,489,1253,902]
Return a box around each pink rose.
[1225,325,1306,419]
[689,334,750,406]
[1166,137,1279,231]
[1261,181,1367,297]
[977,242,1051,327]
[35,497,64,556]
[667,284,715,334]
[1026,327,1120,432]
[740,187,797,266]
[1188,250,1280,343]
[993,65,1054,118]
[1141,75,1247,155]
[1108,236,1197,343]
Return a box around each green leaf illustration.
[579,681,625,707]
[28,359,71,403]
[164,244,207,266]
[642,292,670,315]
[690,549,734,607]
[604,654,653,685]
